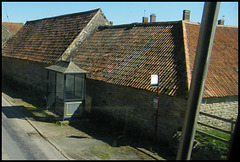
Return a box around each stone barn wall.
[86,78,238,142]
[2,56,49,95]
[2,57,237,143]
[86,79,187,142]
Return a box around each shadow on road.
[2,106,28,119]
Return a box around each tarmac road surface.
[2,95,67,160]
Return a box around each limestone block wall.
[86,79,187,141]
[2,57,49,95]
[198,96,238,132]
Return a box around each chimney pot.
[218,19,224,25]
[183,10,190,21]
[142,17,148,23]
[150,14,156,22]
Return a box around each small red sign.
[152,96,159,110]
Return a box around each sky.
[2,2,238,26]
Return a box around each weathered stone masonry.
[198,96,238,132]
[2,57,49,94]
[86,79,187,141]
[86,78,238,141]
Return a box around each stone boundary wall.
[198,96,238,132]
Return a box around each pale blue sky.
[2,2,238,26]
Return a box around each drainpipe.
[176,2,220,160]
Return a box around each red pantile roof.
[2,22,24,35]
[2,8,101,64]
[2,11,237,99]
[183,21,238,98]
[73,22,189,97]
[73,21,238,98]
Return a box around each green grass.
[55,121,69,126]
[202,129,230,140]
[89,146,110,159]
[193,128,232,160]
[195,129,230,152]
[55,121,62,126]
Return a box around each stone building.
[71,15,238,140]
[2,9,238,142]
[72,21,189,140]
[2,22,23,47]
[2,8,110,96]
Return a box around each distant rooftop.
[2,22,24,34]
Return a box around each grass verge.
[194,128,230,159]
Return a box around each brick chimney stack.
[183,10,190,21]
[142,17,148,23]
[218,19,224,25]
[150,14,156,22]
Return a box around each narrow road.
[2,95,67,160]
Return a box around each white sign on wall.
[151,74,158,87]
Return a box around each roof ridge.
[2,22,24,24]
[98,20,182,30]
[26,8,100,23]
[183,20,238,28]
